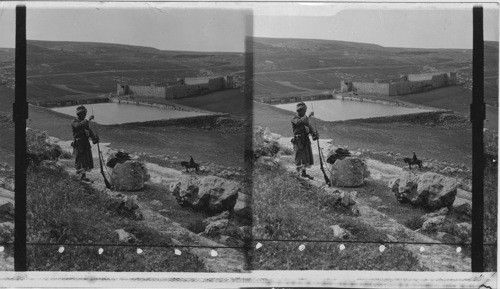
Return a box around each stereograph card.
[0,1,497,288]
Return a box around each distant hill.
[252,37,473,73]
[24,40,244,75]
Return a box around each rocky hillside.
[251,126,484,271]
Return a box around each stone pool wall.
[32,97,109,108]
[116,114,230,127]
[257,93,333,104]
[342,110,452,123]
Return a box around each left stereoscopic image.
[0,3,251,271]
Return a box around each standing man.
[292,102,318,180]
[71,105,98,182]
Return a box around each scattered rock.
[150,200,162,207]
[239,226,252,241]
[321,188,341,207]
[453,203,472,218]
[104,191,143,220]
[420,207,449,223]
[233,193,251,220]
[123,195,139,211]
[421,216,446,232]
[389,172,458,210]
[111,161,150,191]
[455,222,472,241]
[329,157,368,187]
[340,191,356,207]
[370,196,382,202]
[202,212,244,240]
[386,234,397,242]
[377,205,389,212]
[0,199,14,221]
[115,229,137,243]
[350,205,360,216]
[0,222,14,243]
[220,235,244,247]
[202,211,230,227]
[329,225,352,239]
[169,176,240,213]
[435,232,461,244]
[203,219,228,237]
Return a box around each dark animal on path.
[181,156,199,173]
[326,148,351,164]
[404,157,422,170]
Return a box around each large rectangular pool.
[51,103,210,125]
[274,99,435,122]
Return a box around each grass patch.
[27,165,205,271]
[252,162,422,270]
[251,242,423,271]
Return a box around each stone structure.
[340,72,457,96]
[117,75,234,99]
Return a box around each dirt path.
[276,137,471,271]
[56,140,247,272]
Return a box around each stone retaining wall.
[257,93,333,104]
[115,114,229,127]
[32,97,109,108]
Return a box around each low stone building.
[341,72,458,96]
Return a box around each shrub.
[403,216,424,231]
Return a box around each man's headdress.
[296,102,307,112]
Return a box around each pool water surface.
[51,103,210,125]
[274,99,435,122]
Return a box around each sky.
[0,2,498,51]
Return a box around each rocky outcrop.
[253,127,281,160]
[201,211,245,243]
[111,161,150,191]
[105,191,143,220]
[169,176,240,213]
[328,157,368,187]
[389,172,458,210]
[26,128,62,166]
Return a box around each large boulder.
[201,211,244,240]
[26,128,62,166]
[111,161,150,191]
[169,176,240,213]
[329,157,368,187]
[389,172,458,210]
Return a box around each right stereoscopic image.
[251,5,498,271]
